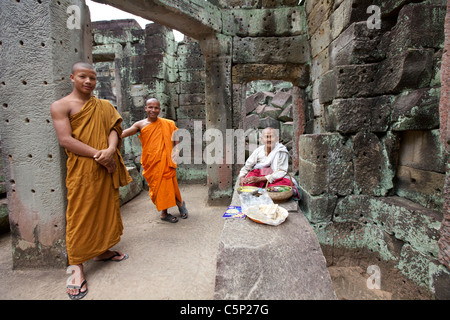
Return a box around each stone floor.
[0,183,428,300]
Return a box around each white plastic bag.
[239,189,289,226]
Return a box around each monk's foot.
[93,250,128,262]
[67,264,88,300]
[160,212,178,223]
[177,201,188,219]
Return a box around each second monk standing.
[122,98,188,223]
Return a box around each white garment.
[239,142,289,183]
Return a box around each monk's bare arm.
[50,101,98,157]
[122,122,141,138]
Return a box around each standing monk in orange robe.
[122,98,188,223]
[50,62,132,300]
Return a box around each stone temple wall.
[0,0,449,297]
[91,20,207,183]
[300,0,449,296]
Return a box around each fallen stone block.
[278,104,293,122]
[215,201,337,299]
[245,91,265,114]
[271,90,292,109]
[261,105,282,119]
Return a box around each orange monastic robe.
[65,97,132,265]
[139,117,182,211]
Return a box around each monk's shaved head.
[146,98,160,106]
[72,62,95,74]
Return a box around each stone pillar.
[0,0,91,268]
[438,0,450,270]
[200,34,233,205]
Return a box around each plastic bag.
[239,189,288,226]
[239,188,274,213]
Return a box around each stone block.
[176,54,205,71]
[387,3,446,55]
[232,35,310,64]
[310,19,331,58]
[391,88,441,131]
[245,113,260,129]
[329,22,384,67]
[179,81,205,94]
[176,164,207,183]
[307,0,334,35]
[253,103,265,115]
[223,7,307,37]
[119,166,143,206]
[245,91,264,114]
[232,63,310,88]
[329,0,375,40]
[278,104,293,122]
[370,196,442,258]
[298,186,337,223]
[353,131,395,196]
[397,244,440,289]
[280,121,293,142]
[215,212,337,299]
[398,130,446,173]
[333,195,373,223]
[395,165,444,211]
[261,105,282,119]
[376,48,435,95]
[259,116,280,129]
[271,90,292,109]
[179,93,205,105]
[311,47,330,82]
[324,96,393,133]
[299,133,353,196]
[318,64,378,103]
[298,158,328,195]
[176,104,205,119]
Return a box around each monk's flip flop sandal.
[98,251,129,262]
[67,279,88,300]
[178,201,188,219]
[161,213,179,223]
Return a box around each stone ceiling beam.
[92,0,220,39]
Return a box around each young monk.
[50,62,132,300]
[122,98,188,223]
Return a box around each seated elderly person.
[239,127,300,200]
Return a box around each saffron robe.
[139,117,182,211]
[65,97,132,265]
